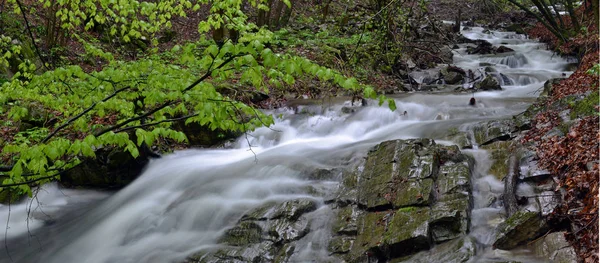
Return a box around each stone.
[188,242,274,263]
[328,236,354,254]
[219,221,263,246]
[357,139,437,209]
[527,231,577,263]
[241,198,318,221]
[394,237,476,263]
[475,75,502,91]
[352,207,431,259]
[384,207,431,258]
[262,217,310,243]
[496,46,515,53]
[493,211,549,250]
[332,206,358,235]
[472,119,514,146]
[444,71,464,85]
[61,147,148,188]
[440,66,467,85]
[436,162,471,197]
[467,40,494,55]
[481,141,513,180]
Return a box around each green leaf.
[387,99,397,111]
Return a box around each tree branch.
[504,0,566,42]
[112,113,199,133]
[96,54,240,137]
[14,0,49,70]
[42,86,132,143]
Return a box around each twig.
[112,114,199,133]
[14,0,49,70]
[42,86,132,143]
[4,190,13,262]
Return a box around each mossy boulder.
[328,139,474,261]
[475,75,502,91]
[481,141,513,180]
[219,221,263,246]
[241,198,318,221]
[332,206,358,235]
[357,139,437,209]
[472,119,514,146]
[429,198,470,243]
[352,207,431,260]
[193,198,318,262]
[328,236,354,254]
[493,211,549,250]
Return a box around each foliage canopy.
[0,0,393,196]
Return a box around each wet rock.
[444,130,473,149]
[188,242,274,263]
[481,141,513,180]
[193,198,318,262]
[397,236,476,263]
[475,75,502,91]
[496,46,514,53]
[329,139,474,262]
[328,236,354,254]
[429,198,470,243]
[484,66,497,73]
[441,66,466,85]
[467,40,494,55]
[262,217,310,243]
[472,119,514,146]
[352,207,431,259]
[241,198,318,221]
[332,206,358,235]
[527,231,577,263]
[219,221,263,246]
[303,168,342,181]
[61,148,148,188]
[493,211,550,250]
[356,139,436,209]
[336,171,358,205]
[518,150,552,182]
[436,161,471,197]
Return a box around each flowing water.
[0,27,571,263]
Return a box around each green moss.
[482,141,513,180]
[398,206,417,212]
[570,91,599,119]
[447,127,459,136]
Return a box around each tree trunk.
[503,153,520,217]
[271,0,285,29]
[564,0,580,34]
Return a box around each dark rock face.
[187,198,319,263]
[467,40,494,55]
[496,45,515,53]
[173,121,239,147]
[61,148,149,188]
[330,139,474,262]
